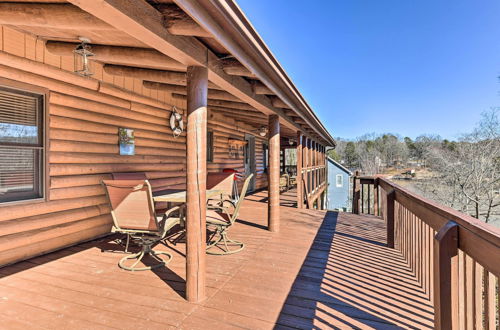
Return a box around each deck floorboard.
[0,189,433,329]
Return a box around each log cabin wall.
[0,26,267,266]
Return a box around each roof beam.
[174,0,334,145]
[209,106,263,117]
[251,80,275,95]
[270,96,292,109]
[103,64,221,90]
[0,3,113,30]
[68,0,321,142]
[46,41,185,71]
[144,81,241,102]
[210,110,267,126]
[69,0,207,66]
[171,93,259,110]
[221,58,256,78]
[157,4,211,38]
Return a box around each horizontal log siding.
[0,26,267,266]
[208,120,268,191]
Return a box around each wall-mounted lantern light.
[74,37,94,77]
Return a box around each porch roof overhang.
[63,0,334,146]
[173,0,336,147]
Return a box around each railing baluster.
[385,190,395,248]
[458,250,466,328]
[367,184,371,215]
[485,271,496,329]
[466,255,475,329]
[475,264,484,329]
[433,221,459,330]
[361,183,365,214]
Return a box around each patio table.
[153,189,223,203]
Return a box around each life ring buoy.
[170,107,184,137]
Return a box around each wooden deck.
[0,189,433,329]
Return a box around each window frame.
[0,78,49,206]
[207,130,214,163]
[262,142,269,173]
[336,174,343,188]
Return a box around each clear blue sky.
[237,0,500,140]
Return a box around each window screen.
[0,87,44,203]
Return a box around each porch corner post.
[385,189,395,248]
[433,221,459,330]
[185,65,208,303]
[352,171,360,214]
[268,114,280,232]
[296,131,303,208]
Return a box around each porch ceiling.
[0,0,333,145]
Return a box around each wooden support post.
[373,179,379,216]
[310,140,315,194]
[185,66,207,303]
[268,115,280,232]
[386,190,395,248]
[352,171,360,214]
[320,145,323,184]
[305,137,310,200]
[296,132,303,209]
[315,142,319,190]
[321,189,326,210]
[434,221,459,330]
[308,139,313,193]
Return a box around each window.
[0,86,44,203]
[263,143,268,172]
[207,131,214,162]
[336,174,343,187]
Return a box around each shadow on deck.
[0,189,433,329]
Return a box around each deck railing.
[352,175,500,330]
[301,165,326,208]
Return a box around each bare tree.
[418,109,500,222]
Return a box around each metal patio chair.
[206,172,235,208]
[206,173,253,255]
[102,179,183,271]
[109,172,148,251]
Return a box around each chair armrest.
[160,205,185,236]
[207,199,235,212]
[163,204,186,218]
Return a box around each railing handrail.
[353,174,500,329]
[354,175,500,277]
[377,176,500,245]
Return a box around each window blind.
[0,87,43,203]
[0,90,37,126]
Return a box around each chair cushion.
[206,210,231,226]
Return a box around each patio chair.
[102,179,183,271]
[206,173,253,255]
[279,173,289,192]
[109,172,148,251]
[206,172,235,208]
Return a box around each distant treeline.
[329,108,500,223]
